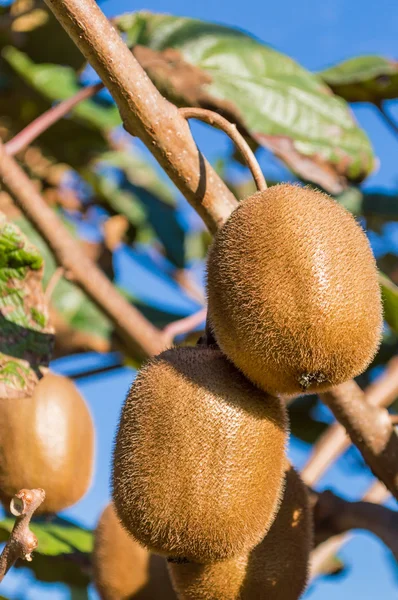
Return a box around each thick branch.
[320,380,398,500]
[313,488,398,560]
[0,140,165,358]
[43,0,238,234]
[0,489,45,583]
[5,83,104,156]
[310,480,391,579]
[302,357,398,486]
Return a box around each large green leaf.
[320,56,398,103]
[379,272,398,335]
[2,47,120,131]
[115,11,375,193]
[0,213,53,397]
[0,515,92,587]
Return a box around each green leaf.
[0,213,53,396]
[379,272,398,335]
[2,47,120,131]
[115,11,375,193]
[0,516,92,555]
[320,56,398,103]
[0,515,92,587]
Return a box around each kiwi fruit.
[168,464,312,600]
[0,372,94,514]
[207,183,382,396]
[93,502,176,600]
[112,346,287,563]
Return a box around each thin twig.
[5,83,104,156]
[302,357,398,486]
[44,266,65,302]
[162,307,207,347]
[377,102,398,138]
[0,488,45,583]
[43,0,238,234]
[179,107,267,192]
[0,140,165,359]
[310,480,391,580]
[320,380,398,500]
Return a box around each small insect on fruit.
[168,464,313,600]
[112,346,287,563]
[207,183,382,396]
[0,372,94,514]
[93,502,175,600]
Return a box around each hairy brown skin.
[112,347,287,563]
[93,503,176,600]
[0,373,94,514]
[207,184,382,396]
[168,464,313,600]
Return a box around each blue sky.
[1,0,398,598]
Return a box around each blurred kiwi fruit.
[112,346,287,563]
[168,463,312,599]
[207,183,382,396]
[93,502,175,600]
[0,372,94,513]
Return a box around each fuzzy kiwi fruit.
[207,183,382,396]
[112,346,287,563]
[168,464,312,600]
[93,502,176,600]
[0,372,94,514]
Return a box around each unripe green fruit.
[168,464,312,600]
[0,372,94,514]
[93,502,175,600]
[207,184,382,396]
[112,347,287,563]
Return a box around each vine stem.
[0,139,165,359]
[162,307,207,347]
[310,480,391,580]
[179,107,267,192]
[0,489,45,583]
[313,485,398,560]
[320,380,398,500]
[302,356,398,486]
[303,358,398,574]
[5,82,104,156]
